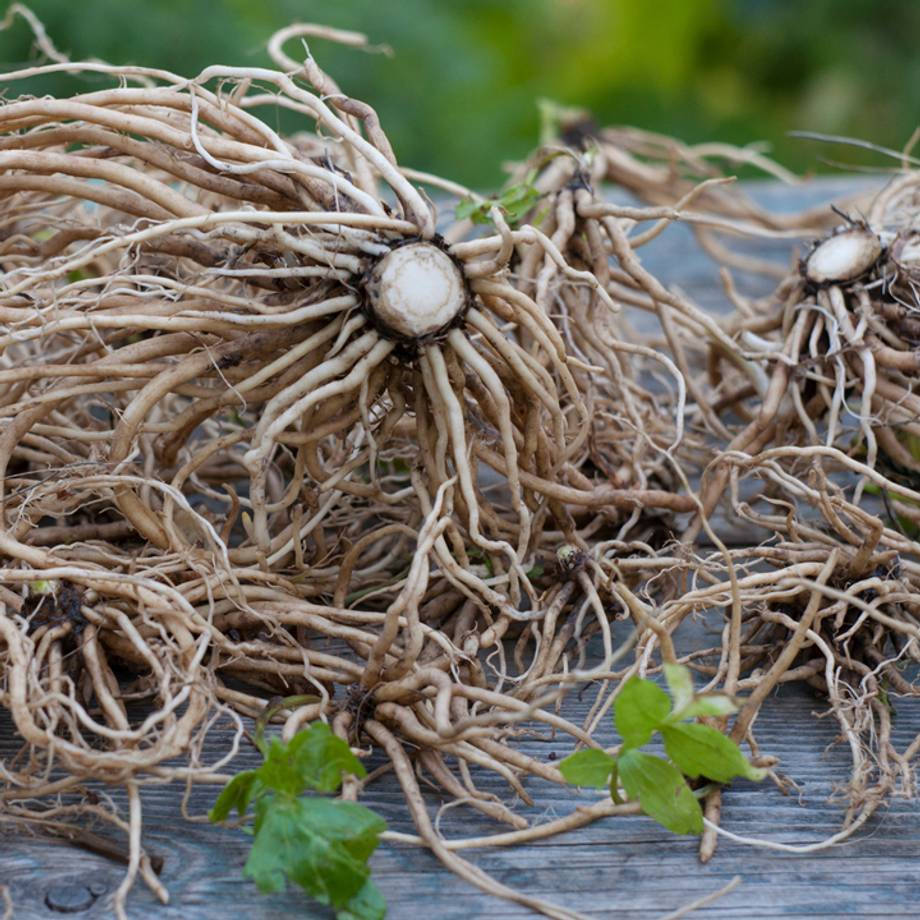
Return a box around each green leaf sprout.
[559,664,764,835]
[210,717,387,920]
[455,170,541,227]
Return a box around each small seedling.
[466,545,496,576]
[560,664,764,834]
[455,170,541,227]
[526,559,545,582]
[210,714,387,920]
[28,579,54,596]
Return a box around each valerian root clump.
[0,16,695,919]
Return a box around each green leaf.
[214,721,387,918]
[662,663,738,721]
[660,723,766,783]
[663,664,694,715]
[498,179,540,225]
[454,171,540,228]
[244,796,292,894]
[254,723,365,798]
[559,748,616,788]
[298,799,387,864]
[245,796,382,911]
[288,722,367,793]
[454,196,486,223]
[209,770,260,822]
[340,879,387,920]
[673,694,738,720]
[455,195,499,225]
[258,738,306,797]
[526,560,545,582]
[617,749,703,835]
[614,676,671,748]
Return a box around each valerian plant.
[559,664,765,834]
[209,715,387,920]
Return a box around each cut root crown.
[803,227,882,284]
[365,242,467,340]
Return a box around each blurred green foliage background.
[0,0,915,188]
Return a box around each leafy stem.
[559,664,765,834]
[209,720,387,920]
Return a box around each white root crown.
[803,226,883,284]
[365,242,468,340]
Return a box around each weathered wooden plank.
[6,672,920,920]
[6,176,916,920]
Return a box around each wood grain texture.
[4,176,912,920]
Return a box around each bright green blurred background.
[0,0,915,188]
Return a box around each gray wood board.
[7,675,920,920]
[3,176,911,920]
